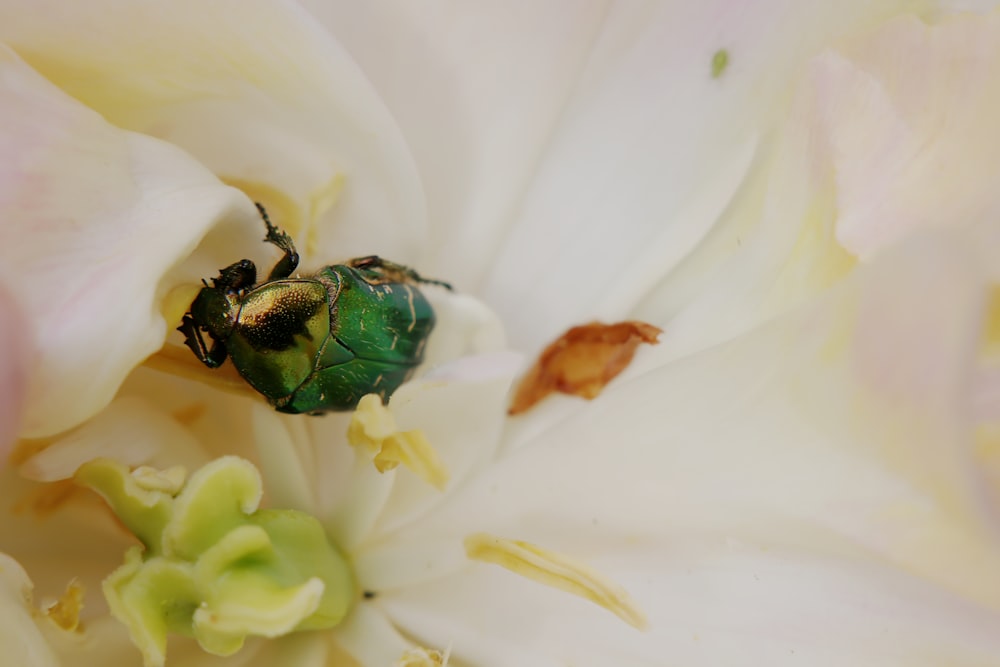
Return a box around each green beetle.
[177,204,449,414]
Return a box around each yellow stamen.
[463,533,648,631]
[132,465,187,495]
[42,579,85,632]
[395,646,450,667]
[347,394,449,491]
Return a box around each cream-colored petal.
[119,368,261,468]
[0,0,427,264]
[470,0,932,351]
[364,225,1000,656]
[0,280,29,457]
[331,602,410,667]
[323,451,397,554]
[380,541,1000,667]
[0,45,252,438]
[0,554,59,667]
[251,405,319,514]
[299,0,611,291]
[417,292,507,371]
[633,8,1000,366]
[817,12,1000,257]
[368,352,521,541]
[19,397,203,482]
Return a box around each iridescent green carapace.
[177,204,448,414]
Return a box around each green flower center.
[76,456,355,667]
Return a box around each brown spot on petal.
[508,321,662,415]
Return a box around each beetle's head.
[189,286,237,341]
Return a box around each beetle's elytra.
[177,204,450,414]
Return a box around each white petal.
[381,542,1000,667]
[299,0,611,289]
[470,0,928,351]
[365,225,1000,658]
[0,554,59,667]
[368,352,521,541]
[0,46,251,437]
[332,602,411,667]
[418,291,508,371]
[0,280,29,455]
[18,396,203,482]
[634,8,1000,362]
[812,12,1000,258]
[0,0,427,263]
[0,468,137,612]
[252,405,321,513]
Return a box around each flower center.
[75,456,356,667]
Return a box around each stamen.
[42,579,85,632]
[347,394,449,491]
[464,533,648,631]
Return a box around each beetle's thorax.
[189,287,239,340]
[234,279,330,352]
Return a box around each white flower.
[2,1,1000,666]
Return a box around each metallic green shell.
[226,264,435,414]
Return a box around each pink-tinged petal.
[0,281,29,458]
[627,9,1000,368]
[0,47,251,437]
[0,0,428,264]
[797,12,1000,259]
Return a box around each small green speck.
[711,49,729,79]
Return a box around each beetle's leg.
[256,202,300,280]
[177,315,228,368]
[348,255,453,290]
[213,259,257,293]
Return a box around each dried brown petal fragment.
[508,321,662,415]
